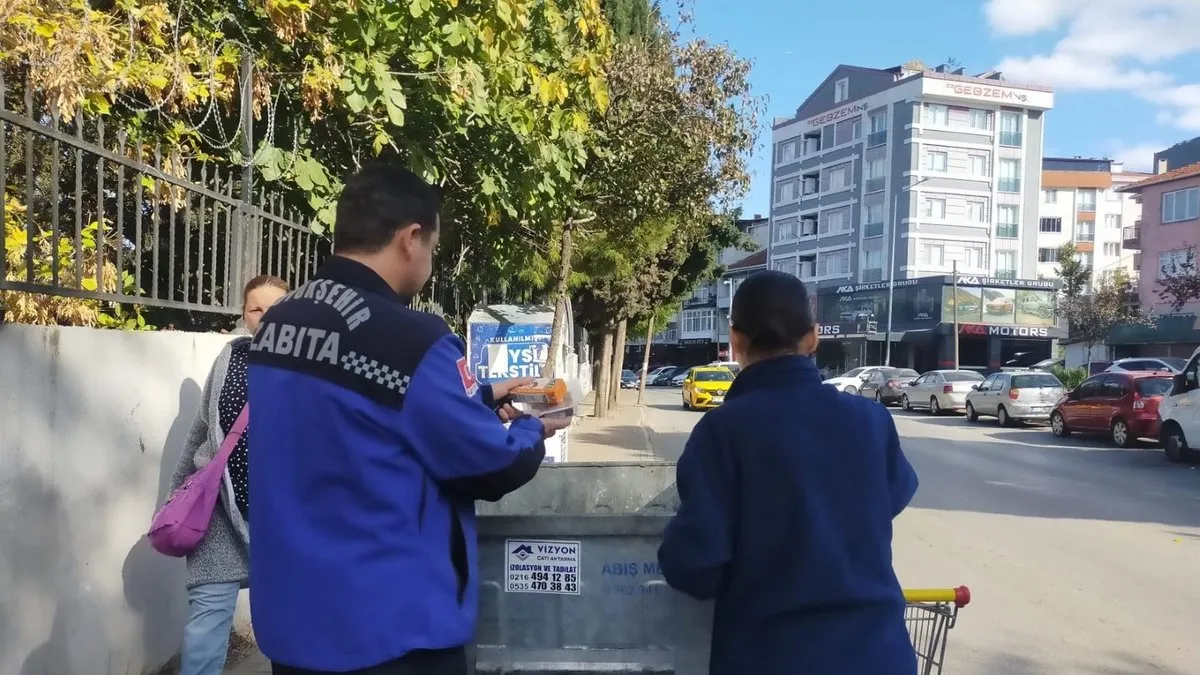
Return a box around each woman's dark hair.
[729,270,816,355]
[242,275,289,304]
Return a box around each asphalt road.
[639,387,1200,674]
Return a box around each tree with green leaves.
[1058,268,1151,363]
[1156,248,1200,310]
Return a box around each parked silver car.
[901,370,985,415]
[965,371,1065,426]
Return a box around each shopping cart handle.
[903,586,971,607]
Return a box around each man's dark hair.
[333,164,441,253]
[730,270,816,355]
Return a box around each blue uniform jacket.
[658,355,919,675]
[247,256,546,671]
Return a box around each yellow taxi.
[682,366,736,411]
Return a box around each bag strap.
[208,404,249,470]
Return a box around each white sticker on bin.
[504,538,581,595]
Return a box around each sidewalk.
[223,388,653,674]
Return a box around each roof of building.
[1117,161,1200,193]
[725,249,767,272]
[1043,157,1112,173]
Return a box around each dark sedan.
[859,367,920,406]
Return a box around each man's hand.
[490,377,535,400]
[538,414,573,438]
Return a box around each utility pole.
[884,176,932,367]
[952,260,960,370]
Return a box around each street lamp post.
[884,175,934,366]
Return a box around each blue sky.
[678,0,1200,217]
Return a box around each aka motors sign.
[959,324,1049,338]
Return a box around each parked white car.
[965,371,1065,426]
[669,369,690,387]
[1105,357,1187,375]
[1154,348,1200,462]
[901,370,984,415]
[824,366,887,395]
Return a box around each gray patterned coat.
[167,336,252,589]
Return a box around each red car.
[1050,372,1174,447]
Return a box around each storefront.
[813,275,1063,375]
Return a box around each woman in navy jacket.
[658,270,919,675]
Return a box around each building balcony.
[1077,204,1096,214]
[999,131,1023,147]
[867,130,887,147]
[1074,231,1095,243]
[865,177,886,193]
[864,221,884,238]
[995,224,1018,239]
[994,269,1018,280]
[861,269,884,282]
[1122,224,1141,250]
[998,178,1021,193]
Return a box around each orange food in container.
[509,379,569,406]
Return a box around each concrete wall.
[0,323,248,675]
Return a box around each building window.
[963,245,986,270]
[870,112,888,133]
[773,217,799,242]
[774,258,799,276]
[968,109,990,130]
[682,309,716,334]
[1038,247,1059,263]
[999,111,1023,146]
[1103,242,1121,256]
[969,154,989,177]
[968,200,987,224]
[1044,189,1058,203]
[1074,221,1095,242]
[819,249,851,276]
[997,205,1019,237]
[775,178,798,203]
[1162,187,1200,223]
[919,242,945,266]
[996,250,1016,275]
[1104,214,1122,229]
[922,197,947,219]
[834,78,849,103]
[1039,217,1062,233]
[1076,250,1094,268]
[865,202,885,224]
[1159,248,1194,278]
[826,163,851,191]
[834,118,860,145]
[775,139,798,164]
[800,217,818,237]
[862,236,884,272]
[924,104,949,126]
[998,159,1021,192]
[1077,189,1097,212]
[821,208,849,234]
[865,157,886,180]
[802,175,819,196]
[925,151,949,173]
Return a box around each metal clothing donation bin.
[472,463,712,675]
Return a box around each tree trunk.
[543,221,573,379]
[594,329,614,418]
[637,315,655,406]
[608,318,628,409]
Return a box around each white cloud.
[1109,142,1166,172]
[985,0,1200,131]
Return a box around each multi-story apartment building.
[1120,163,1200,315]
[1035,158,1146,289]
[769,60,1054,285]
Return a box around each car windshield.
[694,369,734,382]
[1012,374,1062,388]
[842,368,866,378]
[1161,357,1188,371]
[1136,378,1174,396]
[622,370,636,379]
[943,371,985,382]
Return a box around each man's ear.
[800,328,819,356]
[392,221,423,255]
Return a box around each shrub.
[1050,365,1088,391]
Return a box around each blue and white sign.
[467,322,553,382]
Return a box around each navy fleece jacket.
[658,355,919,675]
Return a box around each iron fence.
[0,67,331,316]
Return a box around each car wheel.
[965,402,978,423]
[1111,418,1133,448]
[875,390,884,405]
[682,393,690,410]
[1050,411,1070,437]
[1162,422,1192,463]
[929,397,941,415]
[901,395,911,412]
[997,406,1010,428]
[844,385,858,395]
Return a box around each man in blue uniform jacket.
[247,164,570,675]
[657,270,920,675]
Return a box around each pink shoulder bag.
[147,405,249,557]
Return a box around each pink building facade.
[1123,164,1200,315]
